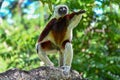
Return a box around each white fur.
[36,43,54,66]
[61,42,73,74]
[54,5,69,19]
[68,14,82,30]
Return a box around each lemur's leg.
[62,42,73,73]
[36,42,54,66]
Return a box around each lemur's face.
[54,5,69,18]
[58,6,67,16]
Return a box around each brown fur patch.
[51,16,69,46]
[38,18,57,42]
[41,41,58,51]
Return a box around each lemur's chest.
[52,25,67,44]
[51,18,68,45]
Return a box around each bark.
[0,66,87,80]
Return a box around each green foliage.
[0,0,120,80]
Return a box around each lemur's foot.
[61,66,71,78]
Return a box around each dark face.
[58,7,67,16]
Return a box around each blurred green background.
[0,0,120,80]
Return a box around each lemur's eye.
[58,7,67,15]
